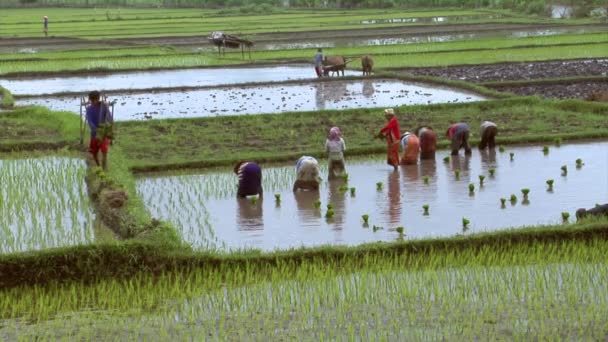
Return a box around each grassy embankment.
[2,32,607,75]
[0,220,607,339]
[115,96,608,172]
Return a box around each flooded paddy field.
[0,65,358,96]
[16,79,485,120]
[136,142,608,252]
[0,157,96,254]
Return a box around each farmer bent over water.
[416,126,437,160]
[234,161,263,198]
[377,108,401,170]
[446,122,472,156]
[326,126,346,179]
[293,156,321,191]
[400,132,419,165]
[479,121,498,150]
[576,204,608,221]
[86,91,113,170]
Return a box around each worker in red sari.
[376,108,400,170]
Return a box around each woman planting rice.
[446,122,472,156]
[376,108,401,170]
[325,126,346,179]
[415,126,437,160]
[234,161,263,198]
[293,156,321,191]
[400,131,420,165]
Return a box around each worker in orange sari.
[376,108,400,170]
[415,126,437,160]
[400,132,420,165]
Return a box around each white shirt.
[325,138,345,160]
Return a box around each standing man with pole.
[86,91,113,170]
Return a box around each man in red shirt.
[377,108,400,170]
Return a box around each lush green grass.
[0,8,556,39]
[0,106,79,150]
[0,86,14,109]
[0,219,607,339]
[112,97,608,171]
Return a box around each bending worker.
[325,126,346,179]
[234,161,263,198]
[400,132,420,165]
[446,122,472,156]
[416,126,437,160]
[479,121,498,150]
[293,156,322,191]
[377,108,401,170]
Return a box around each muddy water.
[17,79,485,120]
[1,65,358,96]
[136,142,608,252]
[359,15,504,24]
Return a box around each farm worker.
[479,121,498,150]
[86,91,113,170]
[376,108,400,170]
[400,132,420,165]
[233,161,263,198]
[415,126,437,160]
[43,16,48,37]
[576,204,608,221]
[325,126,346,179]
[314,48,324,78]
[293,156,321,191]
[446,122,472,156]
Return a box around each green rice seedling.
[479,175,485,185]
[499,146,505,153]
[422,204,429,215]
[462,217,470,231]
[349,187,356,196]
[327,203,333,210]
[500,198,506,208]
[372,225,383,232]
[469,183,475,194]
[443,156,450,163]
[338,185,348,192]
[395,226,404,235]
[274,194,281,202]
[488,168,495,177]
[249,196,258,204]
[510,194,517,204]
[361,214,369,224]
[521,188,530,199]
[454,169,460,180]
[325,209,335,219]
[313,200,321,209]
[561,211,570,222]
[509,152,514,161]
[546,179,554,191]
[561,165,568,175]
[576,158,583,168]
[341,173,349,182]
[423,176,430,184]
[542,146,549,154]
[376,182,383,190]
[554,138,562,146]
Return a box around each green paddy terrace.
[0,8,577,39]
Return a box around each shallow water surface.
[136,142,608,252]
[1,65,357,96]
[18,79,485,120]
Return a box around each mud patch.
[489,80,608,100]
[396,59,608,83]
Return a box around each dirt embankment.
[397,59,608,99]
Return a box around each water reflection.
[327,179,347,229]
[236,197,263,230]
[294,190,321,222]
[362,79,375,98]
[480,149,497,166]
[387,171,401,225]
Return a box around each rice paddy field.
[0,2,607,340]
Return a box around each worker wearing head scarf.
[293,156,322,191]
[325,126,346,179]
[479,121,498,150]
[377,108,400,170]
